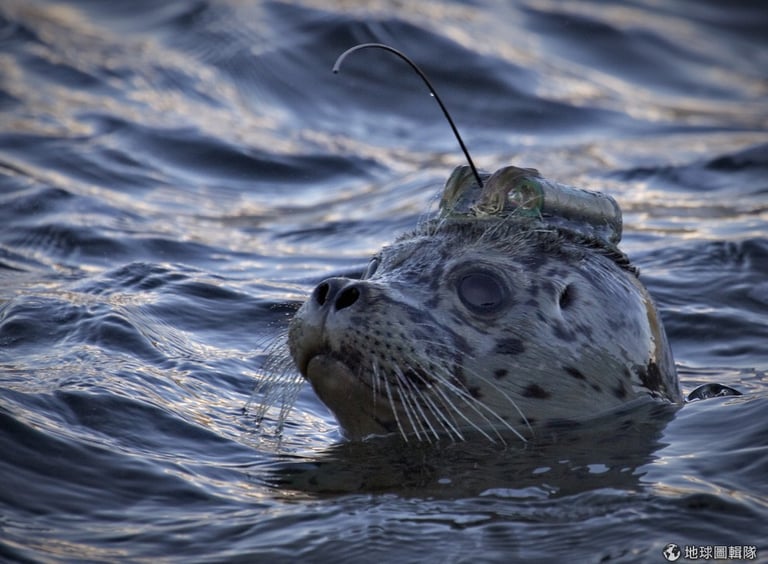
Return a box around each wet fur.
[285,215,681,443]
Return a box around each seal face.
[288,166,681,442]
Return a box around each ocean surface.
[1,0,767,562]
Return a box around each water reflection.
[268,401,678,499]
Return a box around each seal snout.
[312,277,362,312]
[289,277,365,377]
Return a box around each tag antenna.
[333,43,483,189]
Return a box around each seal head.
[288,166,681,442]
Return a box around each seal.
[287,164,683,442]
[273,43,685,443]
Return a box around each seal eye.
[362,257,379,279]
[458,272,506,312]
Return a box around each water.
[1,0,767,562]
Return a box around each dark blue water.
[1,0,767,562]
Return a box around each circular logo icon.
[663,543,681,562]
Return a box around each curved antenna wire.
[333,43,484,189]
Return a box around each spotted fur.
[287,216,681,442]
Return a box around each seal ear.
[558,284,576,310]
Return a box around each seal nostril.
[335,286,360,310]
[314,282,330,306]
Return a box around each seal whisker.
[386,354,472,441]
[457,361,532,436]
[403,362,466,442]
[400,366,434,443]
[381,368,409,442]
[394,365,441,441]
[417,364,509,444]
[430,362,530,443]
[371,359,381,407]
[405,328,531,437]
[392,370,427,441]
[366,331,526,442]
[249,329,305,435]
